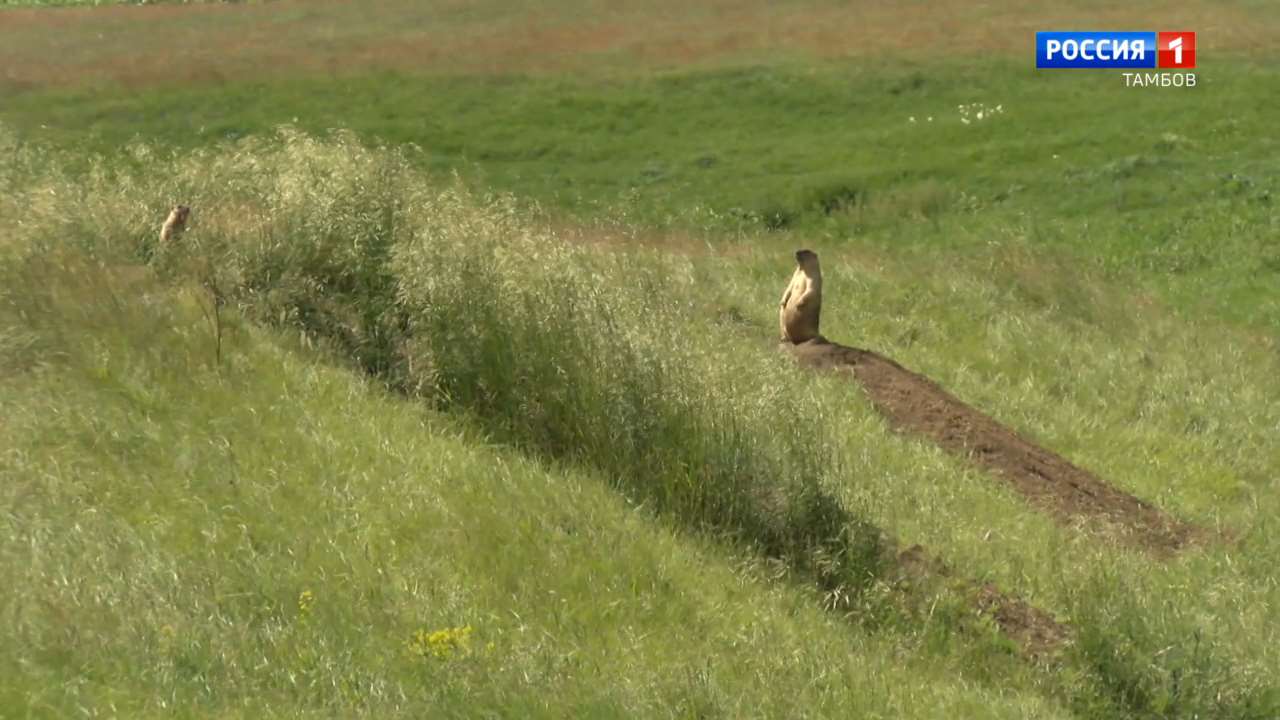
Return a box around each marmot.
[159,205,190,245]
[779,249,822,343]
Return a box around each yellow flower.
[298,590,315,617]
[407,625,473,660]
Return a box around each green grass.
[0,148,1081,717]
[4,126,1279,717]
[4,58,1277,333]
[3,0,1280,716]
[2,253,1067,718]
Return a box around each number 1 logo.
[1158,32,1196,68]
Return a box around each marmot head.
[794,249,819,269]
[163,205,191,230]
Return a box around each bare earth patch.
[787,337,1204,554]
[896,543,1069,659]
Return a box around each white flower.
[961,117,970,124]
[909,116,916,123]
[976,111,984,120]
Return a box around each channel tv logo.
[1036,31,1196,69]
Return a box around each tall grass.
[4,125,884,604]
[5,124,1277,717]
[388,189,887,593]
[0,247,1064,718]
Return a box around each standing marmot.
[159,205,190,245]
[779,249,822,343]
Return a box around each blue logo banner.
[1036,31,1156,69]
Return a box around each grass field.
[3,0,1279,717]
[4,3,1276,331]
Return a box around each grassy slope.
[0,254,1064,718]
[2,0,1279,716]
[698,238,1280,715]
[3,126,1276,717]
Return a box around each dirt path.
[788,338,1202,554]
[895,544,1068,659]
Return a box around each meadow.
[1,1,1278,717]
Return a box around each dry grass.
[1,0,1272,90]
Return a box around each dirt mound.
[787,338,1202,554]
[974,582,1069,659]
[896,544,1068,659]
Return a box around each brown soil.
[973,582,1069,659]
[787,337,1202,554]
[896,544,1068,659]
